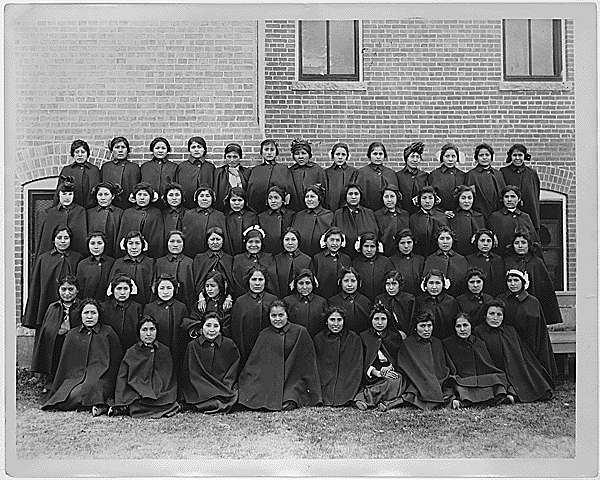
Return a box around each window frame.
[539,189,567,292]
[502,19,563,82]
[297,20,361,82]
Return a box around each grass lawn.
[12,368,575,460]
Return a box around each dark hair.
[506,144,531,163]
[422,269,446,286]
[343,183,363,199]
[383,269,405,289]
[290,138,312,158]
[324,305,346,324]
[416,185,438,204]
[304,184,325,205]
[381,183,402,201]
[202,311,223,327]
[413,309,434,329]
[465,266,486,282]
[110,273,134,290]
[244,264,269,289]
[109,136,130,153]
[369,301,390,321]
[57,181,75,193]
[52,224,72,241]
[193,185,216,204]
[366,141,387,160]
[149,137,171,153]
[359,232,379,251]
[133,182,155,198]
[454,311,472,327]
[396,228,416,244]
[58,274,79,293]
[206,226,225,240]
[187,136,207,152]
[268,299,287,314]
[224,143,243,159]
[281,227,301,246]
[501,184,522,199]
[453,184,475,200]
[439,143,459,163]
[163,182,185,205]
[330,142,349,159]
[293,268,315,289]
[124,230,145,243]
[92,181,121,198]
[403,142,425,161]
[472,228,495,246]
[435,225,456,242]
[80,298,103,322]
[484,298,505,314]
[203,271,228,300]
[87,231,107,244]
[260,138,279,157]
[338,266,361,286]
[323,226,344,241]
[137,315,159,334]
[473,143,494,162]
[70,139,90,157]
[224,186,247,209]
[152,273,178,292]
[166,229,185,245]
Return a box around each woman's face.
[269,305,288,329]
[296,276,313,296]
[267,191,283,211]
[511,150,525,167]
[369,146,385,165]
[425,275,443,296]
[54,230,71,252]
[346,187,361,207]
[283,232,299,253]
[246,237,262,255]
[326,234,342,253]
[293,148,310,166]
[477,234,493,254]
[437,232,453,252]
[88,235,105,257]
[416,320,433,339]
[485,306,504,328]
[406,151,420,169]
[229,194,245,212]
[203,318,221,340]
[204,278,220,299]
[126,236,143,257]
[112,141,128,161]
[114,282,131,302]
[507,275,524,294]
[361,240,377,259]
[140,321,157,345]
[261,143,277,162]
[420,192,435,211]
[467,276,484,295]
[73,146,89,164]
[135,189,151,207]
[152,141,169,160]
[58,282,78,303]
[196,190,213,209]
[207,233,224,251]
[327,311,344,334]
[458,191,473,211]
[81,304,99,328]
[341,273,358,294]
[385,278,400,297]
[371,312,388,332]
[398,236,414,255]
[476,148,492,167]
[248,271,266,294]
[96,187,114,207]
[157,280,175,302]
[442,149,458,168]
[225,151,241,168]
[59,190,74,207]
[382,190,397,210]
[455,317,471,339]
[304,190,320,209]
[166,189,183,207]
[189,141,206,159]
[513,236,529,256]
[333,147,348,166]
[167,234,184,255]
[503,190,520,209]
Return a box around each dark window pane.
[505,19,529,77]
[531,19,555,76]
[329,20,356,75]
[301,21,327,76]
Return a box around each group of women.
[22,135,560,417]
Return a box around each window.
[298,20,360,81]
[503,19,563,81]
[539,191,567,291]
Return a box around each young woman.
[162,182,187,236]
[396,141,429,215]
[140,137,178,201]
[423,226,470,298]
[112,315,180,418]
[353,141,399,212]
[175,136,216,209]
[283,269,328,338]
[101,136,141,211]
[87,181,123,258]
[309,227,352,300]
[413,269,459,341]
[192,226,235,299]
[466,228,505,297]
[56,139,101,210]
[352,233,394,302]
[117,182,165,259]
[374,270,415,339]
[272,228,311,299]
[213,143,250,212]
[30,275,83,391]
[389,229,425,297]
[448,184,486,257]
[327,267,372,334]
[194,271,233,337]
[333,183,379,259]
[375,185,410,257]
[154,230,195,310]
[181,311,240,413]
[238,300,322,411]
[232,226,275,298]
[426,143,466,213]
[246,139,294,214]
[455,267,494,328]
[223,187,258,256]
[102,273,143,352]
[287,138,328,212]
[257,185,295,255]
[313,306,364,407]
[76,232,115,302]
[474,299,554,403]
[324,142,358,212]
[291,184,334,257]
[23,225,83,331]
[464,143,507,219]
[408,185,449,257]
[42,298,123,416]
[353,303,405,412]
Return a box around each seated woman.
[193,271,233,337]
[443,312,514,407]
[181,311,241,414]
[448,185,485,257]
[76,232,115,302]
[396,310,457,410]
[102,273,143,352]
[232,226,275,298]
[309,227,352,300]
[473,299,553,403]
[413,269,459,341]
[42,298,123,416]
[192,226,235,299]
[222,186,259,256]
[408,185,449,257]
[374,185,410,257]
[154,230,195,310]
[351,233,394,302]
[389,228,424,297]
[87,181,123,258]
[111,315,180,418]
[313,306,364,407]
[466,229,505,297]
[291,184,334,257]
[238,300,322,411]
[257,185,295,255]
[272,228,311,299]
[353,303,405,412]
[283,269,328,338]
[374,270,414,339]
[455,267,494,328]
[327,267,372,334]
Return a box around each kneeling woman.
[42,299,123,416]
[112,316,180,418]
[181,312,241,413]
[238,300,322,411]
[353,303,405,412]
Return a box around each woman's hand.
[197,293,206,312]
[223,294,233,312]
[379,366,399,379]
[444,210,455,219]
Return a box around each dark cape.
[291,206,334,257]
[375,207,410,257]
[238,322,323,410]
[504,252,563,325]
[102,297,143,352]
[76,254,115,302]
[272,250,312,299]
[140,158,178,200]
[257,207,295,255]
[181,334,240,413]
[56,161,101,210]
[474,323,553,403]
[223,208,259,256]
[409,209,450,257]
[37,203,88,257]
[109,255,155,306]
[488,208,540,257]
[22,249,82,329]
[309,250,352,300]
[325,163,358,212]
[396,334,456,410]
[374,292,415,336]
[464,165,507,219]
[423,249,470,298]
[175,157,216,209]
[500,163,541,231]
[288,162,328,212]
[181,207,227,258]
[162,206,188,239]
[413,293,460,341]
[455,292,495,328]
[448,209,486,257]
[498,290,558,378]
[101,159,141,211]
[354,163,399,212]
[283,292,329,338]
[192,250,235,299]
[327,292,372,334]
[42,323,123,410]
[426,165,466,212]
[389,252,425,297]
[155,253,196,310]
[113,341,180,418]
[396,166,428,215]
[232,251,276,298]
[117,205,165,259]
[87,205,124,258]
[246,161,295,214]
[466,251,506,297]
[333,204,379,259]
[442,334,511,404]
[313,328,364,406]
[352,254,395,302]
[212,164,250,213]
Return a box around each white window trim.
[540,188,567,292]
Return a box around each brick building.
[5,5,586,363]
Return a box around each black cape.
[413,293,460,341]
[257,208,295,255]
[464,165,507,219]
[181,207,227,258]
[283,292,329,338]
[423,250,470,298]
[500,163,541,230]
[76,254,115,302]
[109,255,155,306]
[352,254,395,302]
[448,209,486,257]
[117,205,165,259]
[101,160,141,211]
[38,204,88,257]
[140,159,178,200]
[212,164,250,212]
[155,253,196,310]
[389,252,425,297]
[466,251,506,298]
[192,250,235,299]
[291,206,334,257]
[175,158,216,209]
[324,163,358,212]
[409,209,449,257]
[309,250,352,300]
[327,292,372,334]
[223,208,259,256]
[354,163,399,212]
[87,205,123,258]
[375,207,410,257]
[374,292,415,336]
[56,161,101,210]
[333,205,379,259]
[426,165,466,212]
[288,163,328,212]
[455,292,495,328]
[488,208,539,257]
[272,250,312,299]
[101,297,143,352]
[396,166,428,215]
[246,161,295,214]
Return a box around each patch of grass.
[13,368,575,459]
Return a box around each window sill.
[291,81,367,92]
[498,81,573,92]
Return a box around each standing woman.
[455,267,494,328]
[162,182,188,237]
[448,185,485,257]
[272,228,311,299]
[155,230,195,310]
[374,270,415,339]
[232,226,275,298]
[353,141,399,212]
[283,269,328,338]
[101,136,141,211]
[223,187,259,256]
[213,143,250,213]
[193,271,233,337]
[408,185,449,257]
[328,267,372,334]
[464,143,506,219]
[55,139,101,210]
[466,229,505,297]
[140,137,178,202]
[246,139,294,214]
[87,182,123,258]
[175,136,215,209]
[413,269,459,341]
[309,227,352,300]
[324,142,358,212]
[288,138,328,212]
[192,226,235,300]
[396,142,429,215]
[291,184,334,257]
[102,273,143,352]
[389,229,425,297]
[352,233,394,302]
[76,232,115,302]
[42,298,123,416]
[426,143,466,214]
[257,185,295,255]
[375,185,410,257]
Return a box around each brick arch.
[535,165,575,195]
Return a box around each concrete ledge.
[497,81,573,92]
